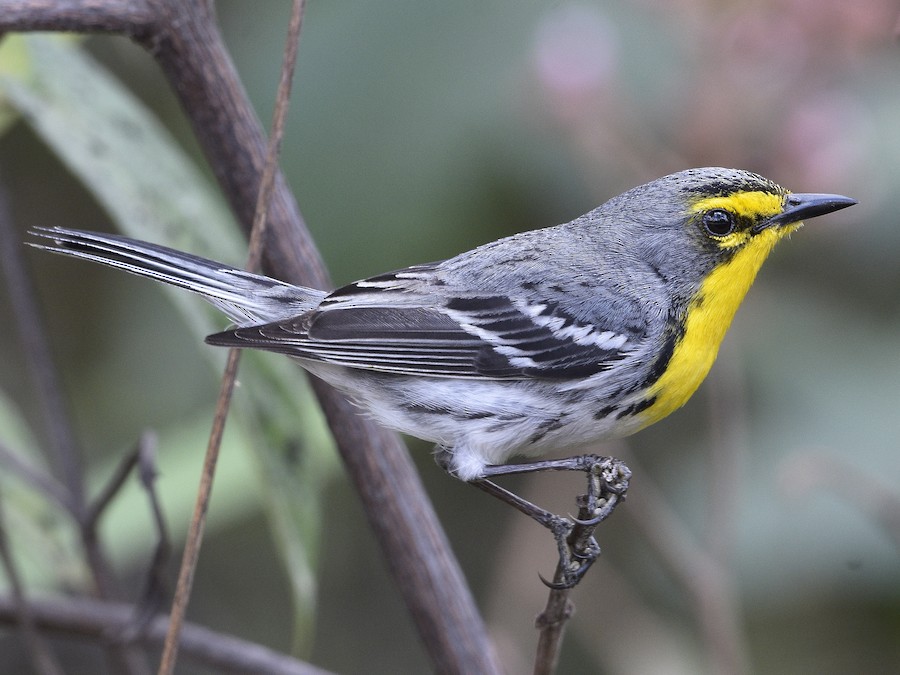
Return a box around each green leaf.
[0,34,84,136]
[0,389,86,592]
[0,35,337,650]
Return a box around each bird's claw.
[470,453,630,589]
[570,511,605,527]
[540,545,599,589]
[540,513,603,589]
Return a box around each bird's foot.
[469,454,631,588]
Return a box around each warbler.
[30,168,855,486]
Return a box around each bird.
[29,167,855,581]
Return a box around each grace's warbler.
[30,168,855,483]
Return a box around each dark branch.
[0,595,333,675]
[0,0,156,36]
[533,458,631,674]
[0,0,501,671]
[0,441,74,514]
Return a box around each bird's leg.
[468,476,567,530]
[468,454,631,588]
[479,453,626,479]
[481,454,632,524]
[468,478,593,588]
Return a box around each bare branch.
[160,2,306,671]
[1,0,503,671]
[0,441,74,514]
[533,459,630,675]
[159,347,242,675]
[127,433,172,639]
[81,433,171,643]
[131,2,503,670]
[83,440,140,535]
[0,595,334,675]
[0,0,156,36]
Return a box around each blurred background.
[1,0,898,673]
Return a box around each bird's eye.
[702,209,736,236]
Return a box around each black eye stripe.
[702,209,736,236]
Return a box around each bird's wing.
[207,266,639,380]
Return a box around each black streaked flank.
[529,416,566,444]
[402,402,453,415]
[594,405,617,420]
[640,326,680,389]
[615,397,656,419]
[461,410,496,420]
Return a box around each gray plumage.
[29,168,855,480]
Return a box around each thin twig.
[245,0,306,272]
[125,432,172,639]
[533,583,574,675]
[157,348,241,675]
[0,595,334,675]
[83,441,140,535]
[81,433,171,643]
[0,441,74,514]
[533,458,631,675]
[158,2,307,672]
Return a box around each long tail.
[28,227,326,325]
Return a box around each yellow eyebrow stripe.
[690,190,785,220]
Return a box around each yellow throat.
[640,191,797,426]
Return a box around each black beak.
[754,192,857,233]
